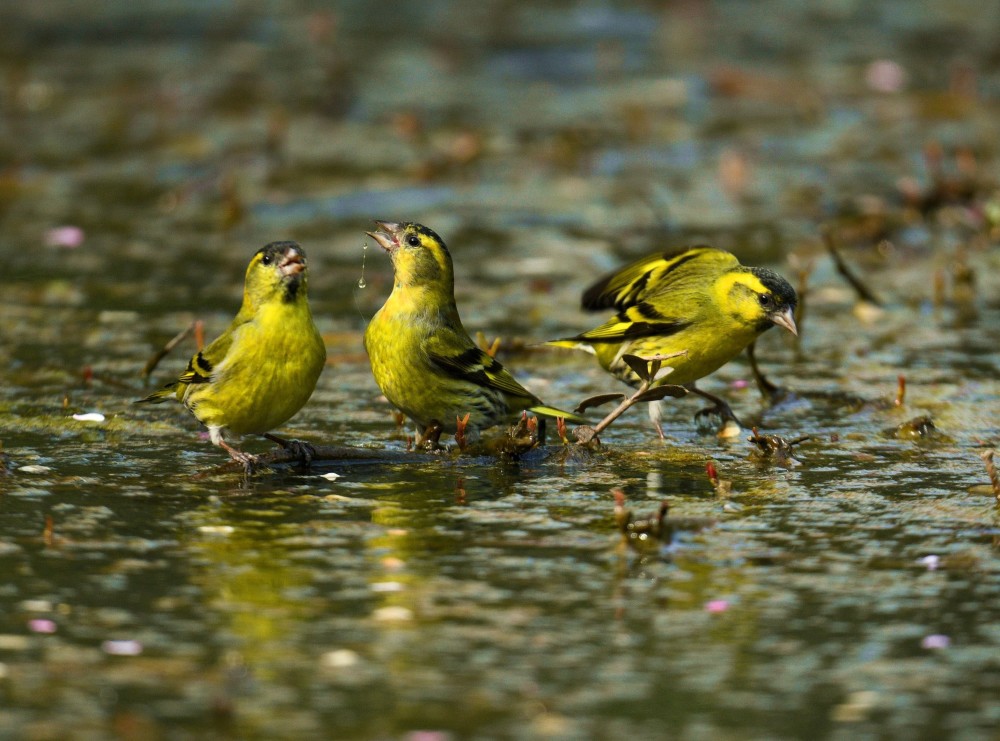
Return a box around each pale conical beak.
[366,221,401,253]
[278,246,306,277]
[770,307,798,336]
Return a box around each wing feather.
[582,246,738,312]
[425,333,536,401]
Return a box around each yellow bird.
[548,245,797,435]
[138,241,326,472]
[363,221,581,447]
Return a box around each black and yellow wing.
[582,246,738,312]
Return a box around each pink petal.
[44,226,85,248]
[28,619,57,633]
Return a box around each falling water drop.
[357,241,368,289]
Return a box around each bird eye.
[261,254,273,266]
[758,293,772,307]
[406,235,421,247]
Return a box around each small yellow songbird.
[363,221,581,447]
[548,245,797,435]
[138,241,327,472]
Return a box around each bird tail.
[135,383,179,404]
[527,404,587,424]
[544,338,597,355]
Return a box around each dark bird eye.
[758,293,772,308]
[406,235,421,247]
[261,253,273,266]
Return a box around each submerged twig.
[612,488,715,549]
[822,229,883,306]
[201,443,437,477]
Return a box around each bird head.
[722,267,798,336]
[366,221,454,295]
[246,241,309,305]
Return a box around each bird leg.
[416,423,444,450]
[218,439,260,475]
[647,400,666,439]
[263,432,316,467]
[686,384,742,428]
[746,341,784,404]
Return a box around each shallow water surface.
[2,1,999,739]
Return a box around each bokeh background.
[1,2,999,739]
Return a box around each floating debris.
[44,225,85,248]
[372,606,413,622]
[27,619,57,634]
[921,634,951,650]
[892,415,936,440]
[747,427,810,464]
[197,525,235,536]
[612,488,714,549]
[101,640,143,656]
[917,555,941,571]
[71,412,106,422]
[17,465,52,475]
[321,649,360,669]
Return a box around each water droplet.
[357,240,368,289]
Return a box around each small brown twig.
[894,375,906,407]
[455,413,471,451]
[573,352,688,444]
[43,515,55,547]
[980,450,1000,500]
[822,228,883,306]
[140,320,199,381]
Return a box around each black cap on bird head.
[255,241,308,301]
[749,267,798,335]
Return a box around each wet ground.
[1,1,999,739]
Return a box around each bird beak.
[366,221,401,254]
[279,246,306,277]
[770,307,798,336]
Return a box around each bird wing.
[175,328,235,387]
[582,246,739,312]
[571,310,693,342]
[425,332,537,402]
[136,321,239,403]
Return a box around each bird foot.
[263,433,317,467]
[416,423,444,451]
[220,441,260,475]
[693,404,744,437]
